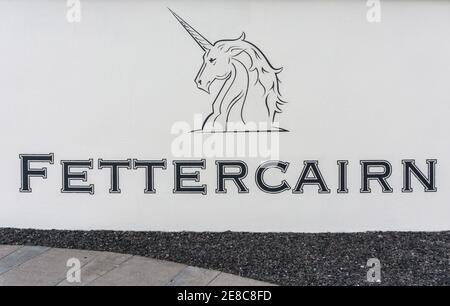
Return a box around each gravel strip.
[0,228,448,285]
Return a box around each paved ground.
[1,228,449,285]
[0,245,273,286]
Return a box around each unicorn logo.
[170,9,288,133]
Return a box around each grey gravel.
[0,228,448,286]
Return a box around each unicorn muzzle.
[196,77,212,93]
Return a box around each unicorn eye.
[209,58,216,63]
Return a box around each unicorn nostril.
[198,80,202,85]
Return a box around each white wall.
[1,0,449,232]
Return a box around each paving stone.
[168,266,221,286]
[90,256,186,286]
[208,273,275,286]
[0,248,98,286]
[0,245,21,260]
[58,252,132,286]
[0,245,276,286]
[0,246,49,275]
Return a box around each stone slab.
[0,246,50,275]
[0,248,98,286]
[168,266,221,286]
[0,245,21,260]
[208,272,275,286]
[58,252,132,286]
[90,256,186,286]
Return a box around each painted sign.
[1,0,449,232]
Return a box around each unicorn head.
[170,9,287,132]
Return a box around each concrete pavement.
[0,245,274,286]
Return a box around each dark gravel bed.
[0,228,448,286]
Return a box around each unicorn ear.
[237,32,246,41]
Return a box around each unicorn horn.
[169,8,213,51]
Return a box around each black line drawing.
[169,9,288,133]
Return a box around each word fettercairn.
[19,154,437,195]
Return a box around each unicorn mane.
[215,33,287,122]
